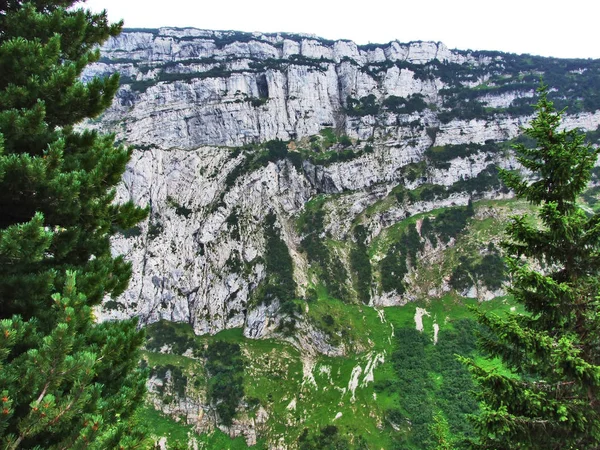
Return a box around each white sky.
[84,0,600,59]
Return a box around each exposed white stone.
[348,365,362,402]
[414,307,430,332]
[480,90,535,108]
[361,352,386,387]
[84,28,528,151]
[286,398,297,411]
[301,356,318,389]
[99,146,312,336]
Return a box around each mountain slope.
[86,28,600,341]
[83,28,600,447]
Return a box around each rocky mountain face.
[85,28,600,347]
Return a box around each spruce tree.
[464,84,600,449]
[0,1,149,447]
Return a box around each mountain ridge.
[80,28,600,447]
[86,27,600,344]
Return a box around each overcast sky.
[84,0,600,59]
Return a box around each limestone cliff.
[86,28,600,343]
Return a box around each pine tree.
[463,84,600,449]
[0,1,149,447]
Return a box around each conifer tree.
[464,84,600,449]
[0,1,149,447]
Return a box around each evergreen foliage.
[450,250,506,293]
[431,320,479,440]
[448,164,507,196]
[380,205,474,295]
[464,84,600,449]
[377,322,479,449]
[0,1,148,447]
[346,94,379,117]
[150,365,188,398]
[300,143,373,166]
[422,203,474,246]
[223,139,301,193]
[298,201,329,266]
[380,224,422,295]
[146,321,196,355]
[203,341,244,427]
[389,328,435,447]
[349,225,372,304]
[425,142,499,169]
[298,199,350,301]
[263,212,298,317]
[382,94,427,115]
[298,425,353,449]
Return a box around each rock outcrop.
[87,28,600,341]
